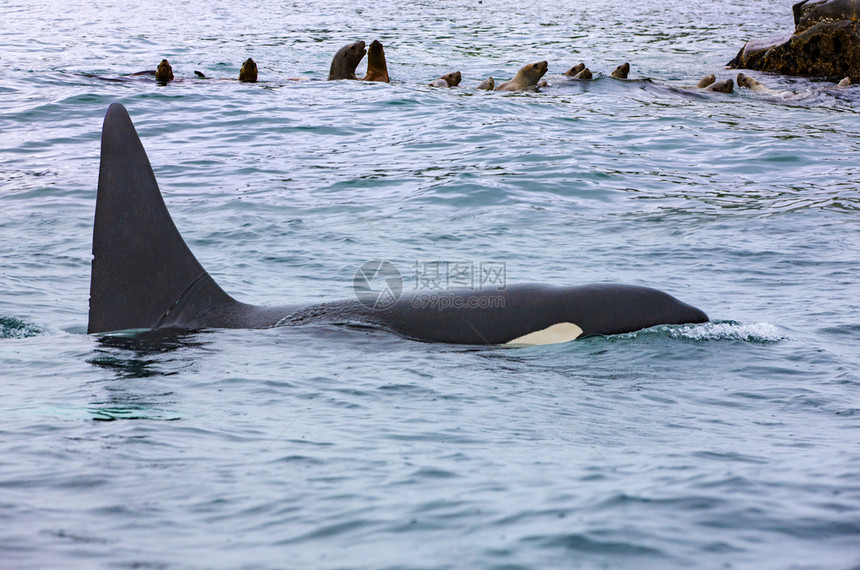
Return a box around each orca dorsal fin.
[88,103,237,334]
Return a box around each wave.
[0,316,55,339]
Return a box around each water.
[2,0,860,567]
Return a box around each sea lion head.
[611,62,630,79]
[506,60,548,89]
[708,78,734,94]
[367,40,385,65]
[239,58,258,82]
[564,63,586,76]
[155,59,174,82]
[363,40,390,82]
[696,74,716,88]
[735,72,769,92]
[522,60,549,83]
[477,76,495,90]
[328,41,367,80]
[572,67,592,80]
[496,60,549,91]
[440,71,461,87]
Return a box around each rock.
[728,0,860,82]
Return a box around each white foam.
[667,321,784,342]
[611,321,784,343]
[0,316,56,339]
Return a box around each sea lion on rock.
[564,63,586,76]
[477,77,495,90]
[239,58,258,82]
[328,41,367,80]
[611,62,630,79]
[429,71,461,87]
[496,60,549,91]
[362,40,390,82]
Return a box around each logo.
[353,260,403,310]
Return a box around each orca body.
[88,104,709,345]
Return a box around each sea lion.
[362,40,390,82]
[496,60,549,91]
[696,74,716,88]
[737,72,852,97]
[564,63,586,76]
[736,73,769,91]
[611,63,630,79]
[477,77,495,90]
[239,58,258,82]
[328,41,367,80]
[706,78,734,93]
[129,59,174,81]
[429,71,461,87]
[191,59,257,82]
[693,74,733,93]
[736,72,794,97]
[571,67,592,80]
[155,59,174,82]
[89,103,711,344]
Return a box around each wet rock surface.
[729,0,860,81]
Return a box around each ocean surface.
[2,0,859,567]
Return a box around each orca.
[88,103,708,345]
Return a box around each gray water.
[2,0,860,567]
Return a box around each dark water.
[2,0,860,567]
